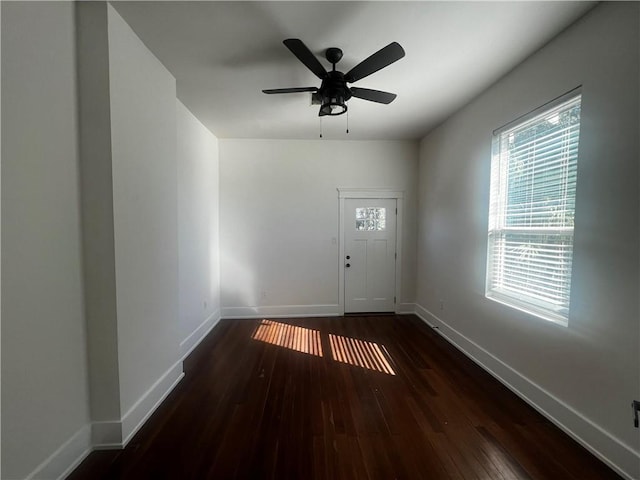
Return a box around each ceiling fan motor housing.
[320,71,352,101]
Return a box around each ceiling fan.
[262,39,405,117]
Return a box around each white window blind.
[486,92,581,325]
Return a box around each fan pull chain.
[319,117,323,138]
[346,111,349,134]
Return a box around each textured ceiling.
[112,1,595,140]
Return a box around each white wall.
[1,3,221,477]
[416,3,639,478]
[177,100,221,355]
[1,2,91,478]
[219,139,418,317]
[106,3,181,422]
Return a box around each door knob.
[345,263,351,268]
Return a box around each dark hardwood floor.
[68,315,622,480]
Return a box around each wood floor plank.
[67,315,623,480]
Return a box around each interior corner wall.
[219,139,418,317]
[415,3,639,478]
[177,100,221,356]
[1,2,91,478]
[76,0,122,427]
[106,3,181,425]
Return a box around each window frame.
[485,88,582,327]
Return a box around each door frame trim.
[337,188,404,315]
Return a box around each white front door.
[344,198,397,313]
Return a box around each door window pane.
[355,207,386,231]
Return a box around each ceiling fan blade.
[345,42,405,83]
[350,87,397,104]
[283,39,327,80]
[262,87,318,94]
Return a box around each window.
[355,207,386,231]
[486,91,581,326]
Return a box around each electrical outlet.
[261,290,267,299]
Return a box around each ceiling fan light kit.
[320,95,348,116]
[262,38,405,119]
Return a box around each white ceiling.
[112,1,595,140]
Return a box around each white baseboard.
[414,304,640,480]
[121,361,184,446]
[221,304,341,319]
[91,421,122,449]
[180,309,221,359]
[27,315,220,478]
[92,361,184,449]
[26,424,92,480]
[396,302,416,314]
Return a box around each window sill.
[486,291,568,327]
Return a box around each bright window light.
[486,91,582,326]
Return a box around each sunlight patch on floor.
[252,319,323,357]
[251,320,396,375]
[328,333,396,375]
